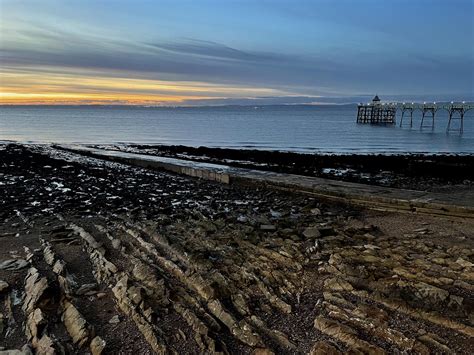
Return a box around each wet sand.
[1,143,473,354]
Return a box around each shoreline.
[1,143,473,354]
[3,140,474,156]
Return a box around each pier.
[357,96,474,133]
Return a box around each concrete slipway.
[58,145,474,219]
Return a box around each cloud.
[1,22,472,102]
[146,38,280,63]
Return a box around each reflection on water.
[0,105,473,154]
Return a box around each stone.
[252,349,274,355]
[303,227,320,239]
[61,300,90,346]
[0,280,9,293]
[237,215,248,223]
[22,268,49,314]
[0,259,28,271]
[96,292,107,299]
[364,244,381,250]
[0,345,33,355]
[309,341,341,355]
[25,308,47,342]
[324,278,353,292]
[314,317,384,354]
[310,208,321,215]
[456,258,473,268]
[76,283,97,296]
[109,315,120,324]
[410,282,450,305]
[90,336,106,355]
[111,239,121,249]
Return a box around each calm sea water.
[1,105,473,154]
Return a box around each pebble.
[109,315,120,324]
[310,208,321,215]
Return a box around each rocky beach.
[1,143,473,354]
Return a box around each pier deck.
[357,99,474,133]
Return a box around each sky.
[0,0,473,105]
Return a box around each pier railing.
[357,101,474,133]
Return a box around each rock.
[96,292,107,299]
[25,308,45,340]
[314,317,384,354]
[0,345,33,355]
[413,227,429,233]
[76,283,97,296]
[111,239,121,249]
[0,259,28,271]
[237,215,248,223]
[303,227,320,239]
[408,281,450,305]
[418,334,451,353]
[0,280,9,293]
[310,208,321,215]
[456,258,473,268]
[90,336,106,355]
[324,277,353,292]
[208,300,261,347]
[309,341,341,355]
[270,210,282,218]
[260,225,276,231]
[109,315,120,324]
[252,349,274,355]
[61,300,90,346]
[22,268,49,314]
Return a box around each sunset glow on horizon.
[0,67,288,105]
[1,0,472,105]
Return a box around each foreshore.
[92,144,474,192]
[1,143,473,354]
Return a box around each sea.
[1,105,473,154]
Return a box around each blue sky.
[0,0,473,104]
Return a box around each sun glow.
[0,67,285,105]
